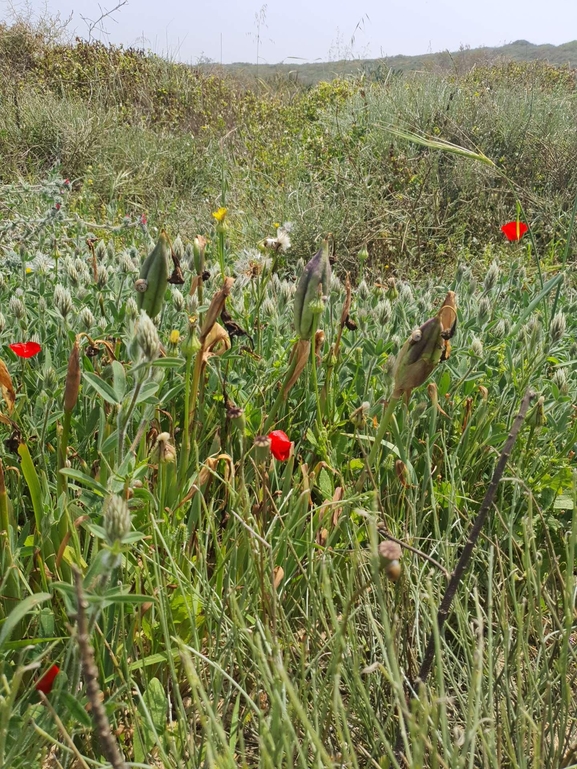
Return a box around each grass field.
[0,21,576,769]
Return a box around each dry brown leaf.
[282,338,310,397]
[0,359,15,414]
[273,566,284,590]
[331,486,344,527]
[199,276,234,343]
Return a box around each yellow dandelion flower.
[212,207,227,223]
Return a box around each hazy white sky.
[4,0,577,64]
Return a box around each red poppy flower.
[268,430,292,461]
[9,342,41,359]
[35,664,60,694]
[501,221,528,241]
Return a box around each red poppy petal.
[501,221,528,241]
[268,430,292,461]
[9,342,42,358]
[35,664,60,694]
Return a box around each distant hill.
[212,39,577,85]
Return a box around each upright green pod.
[135,231,170,318]
[294,239,331,340]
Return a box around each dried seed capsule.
[378,540,402,582]
[64,339,81,413]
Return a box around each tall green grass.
[0,176,575,766]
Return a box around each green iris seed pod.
[393,316,444,399]
[135,231,170,318]
[294,239,331,340]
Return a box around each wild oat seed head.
[477,296,492,325]
[494,318,507,339]
[399,283,413,304]
[135,310,161,361]
[357,279,369,301]
[79,306,95,331]
[185,295,198,315]
[125,297,139,319]
[172,235,184,260]
[54,285,74,318]
[66,261,80,286]
[103,494,132,546]
[550,312,567,345]
[523,316,542,350]
[483,260,500,292]
[261,297,277,318]
[96,264,109,288]
[43,366,58,392]
[95,240,107,261]
[375,299,392,326]
[171,288,185,312]
[119,251,137,273]
[471,337,484,357]
[9,296,25,319]
[552,367,569,394]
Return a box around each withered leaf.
[0,359,16,414]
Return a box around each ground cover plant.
[0,17,576,769]
[0,170,576,768]
[2,20,577,272]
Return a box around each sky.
[4,0,577,65]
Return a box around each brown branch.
[73,568,127,769]
[394,388,535,762]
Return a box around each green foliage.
[0,23,576,768]
[1,27,577,271]
[0,177,575,766]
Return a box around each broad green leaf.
[59,468,108,496]
[0,592,51,647]
[18,443,43,532]
[111,360,127,402]
[83,371,121,405]
[61,692,92,729]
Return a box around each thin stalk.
[309,315,323,431]
[57,408,72,497]
[356,395,400,493]
[178,352,194,484]
[551,190,577,320]
[393,388,534,760]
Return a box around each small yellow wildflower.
[26,267,33,275]
[212,207,227,223]
[169,330,181,345]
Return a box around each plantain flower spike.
[294,239,331,340]
[393,290,457,402]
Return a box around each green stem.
[309,316,323,431]
[57,408,72,498]
[551,190,577,320]
[178,353,194,485]
[356,395,400,493]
